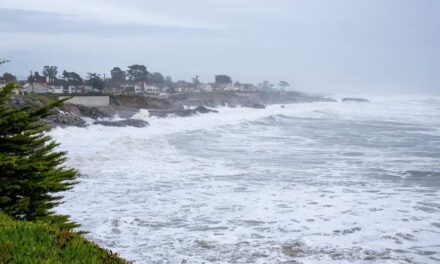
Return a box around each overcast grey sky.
[1,0,439,95]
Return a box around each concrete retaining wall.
[60,96,110,107]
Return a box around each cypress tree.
[0,83,79,229]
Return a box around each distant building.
[22,83,54,94]
[197,83,213,92]
[103,86,124,95]
[159,86,171,93]
[123,86,136,95]
[65,85,94,94]
[121,83,143,94]
[144,84,160,94]
[51,85,64,94]
[234,83,257,92]
[175,86,191,93]
[212,83,233,92]
[215,75,232,84]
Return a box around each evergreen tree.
[86,72,105,91]
[42,66,58,80]
[110,67,126,84]
[0,83,79,229]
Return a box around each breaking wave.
[52,96,440,263]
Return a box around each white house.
[134,82,145,94]
[212,83,234,92]
[175,86,192,93]
[144,84,160,94]
[234,83,257,92]
[22,83,54,94]
[160,86,170,93]
[121,84,141,94]
[198,83,213,92]
[52,85,64,94]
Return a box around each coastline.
[9,91,336,128]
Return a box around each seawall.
[59,96,110,107]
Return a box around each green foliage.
[149,72,165,85]
[62,70,83,85]
[0,212,129,264]
[87,72,105,91]
[42,66,58,79]
[0,72,17,83]
[0,83,78,229]
[127,64,148,83]
[110,67,126,84]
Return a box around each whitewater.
[52,96,440,263]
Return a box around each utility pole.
[30,70,34,94]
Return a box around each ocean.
[52,96,440,263]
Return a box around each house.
[215,75,232,84]
[197,83,213,92]
[144,84,160,94]
[223,83,235,91]
[121,84,138,94]
[103,86,124,95]
[22,83,54,94]
[65,85,81,94]
[121,82,149,94]
[211,83,233,92]
[175,86,192,93]
[123,86,136,95]
[213,75,233,92]
[52,85,64,94]
[159,86,171,93]
[134,82,145,94]
[21,77,96,95]
[234,83,257,92]
[82,85,95,93]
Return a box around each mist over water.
[53,97,440,263]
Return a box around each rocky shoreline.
[9,91,336,128]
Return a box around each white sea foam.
[52,97,440,263]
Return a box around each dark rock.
[244,103,266,109]
[149,109,193,118]
[281,105,285,108]
[173,109,194,117]
[93,119,149,128]
[342,98,370,103]
[193,106,218,114]
[149,106,218,118]
[46,112,87,127]
[8,95,45,108]
[77,105,110,119]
